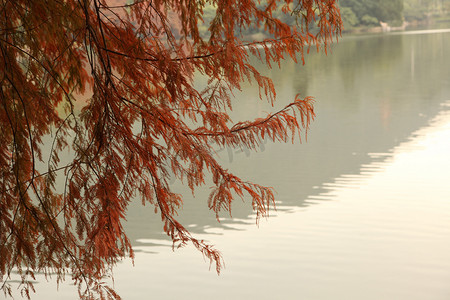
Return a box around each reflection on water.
[26,29,450,299]
[111,105,450,300]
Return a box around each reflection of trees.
[336,35,404,92]
[281,35,404,109]
[410,32,449,100]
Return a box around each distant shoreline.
[343,17,450,35]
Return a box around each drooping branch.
[0,0,341,299]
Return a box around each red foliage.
[0,0,341,299]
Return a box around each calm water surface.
[30,28,450,299]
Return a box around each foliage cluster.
[0,0,341,299]
[403,0,450,21]
[339,0,404,30]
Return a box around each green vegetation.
[404,0,450,22]
[339,0,404,31]
[340,0,450,32]
[198,0,450,37]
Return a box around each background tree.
[339,0,404,30]
[404,0,450,21]
[0,0,341,299]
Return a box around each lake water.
[25,28,450,299]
